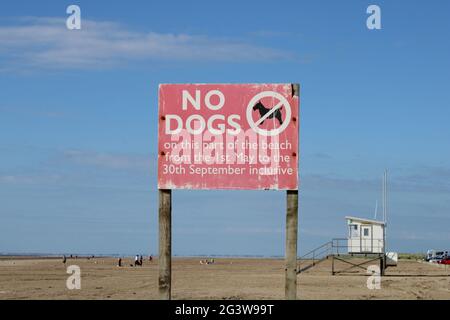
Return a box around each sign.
[158,83,299,190]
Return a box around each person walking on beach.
[62,255,66,264]
[139,255,143,266]
[134,255,139,267]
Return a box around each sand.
[0,257,449,300]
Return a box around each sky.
[0,0,449,256]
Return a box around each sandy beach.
[0,256,449,300]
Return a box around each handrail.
[298,238,350,274]
[298,241,332,260]
[298,240,334,273]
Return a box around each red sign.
[158,84,299,190]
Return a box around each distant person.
[62,255,66,264]
[117,258,122,267]
[134,255,140,267]
[149,255,153,262]
[139,255,143,266]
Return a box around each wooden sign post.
[158,189,172,299]
[285,190,298,300]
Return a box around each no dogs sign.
[158,84,299,190]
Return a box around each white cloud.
[302,167,450,194]
[0,104,68,119]
[63,150,153,170]
[394,230,450,242]
[0,17,293,70]
[0,173,62,185]
[221,226,283,235]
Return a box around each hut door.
[361,225,372,252]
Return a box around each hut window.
[349,224,358,237]
[363,228,369,236]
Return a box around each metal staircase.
[297,238,347,274]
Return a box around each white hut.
[346,216,385,254]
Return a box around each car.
[426,250,449,262]
[426,250,435,261]
[438,258,450,265]
[429,257,442,263]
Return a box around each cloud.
[0,17,293,71]
[302,174,377,191]
[0,149,158,192]
[221,226,283,235]
[395,165,450,193]
[247,30,292,38]
[0,173,62,185]
[0,105,68,119]
[393,230,450,242]
[63,150,154,171]
[311,152,333,160]
[302,165,450,194]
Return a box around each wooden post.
[158,189,172,300]
[380,255,385,276]
[331,255,334,275]
[285,190,298,300]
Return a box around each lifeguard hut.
[297,171,394,275]
[346,216,385,254]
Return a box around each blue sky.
[0,1,449,256]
